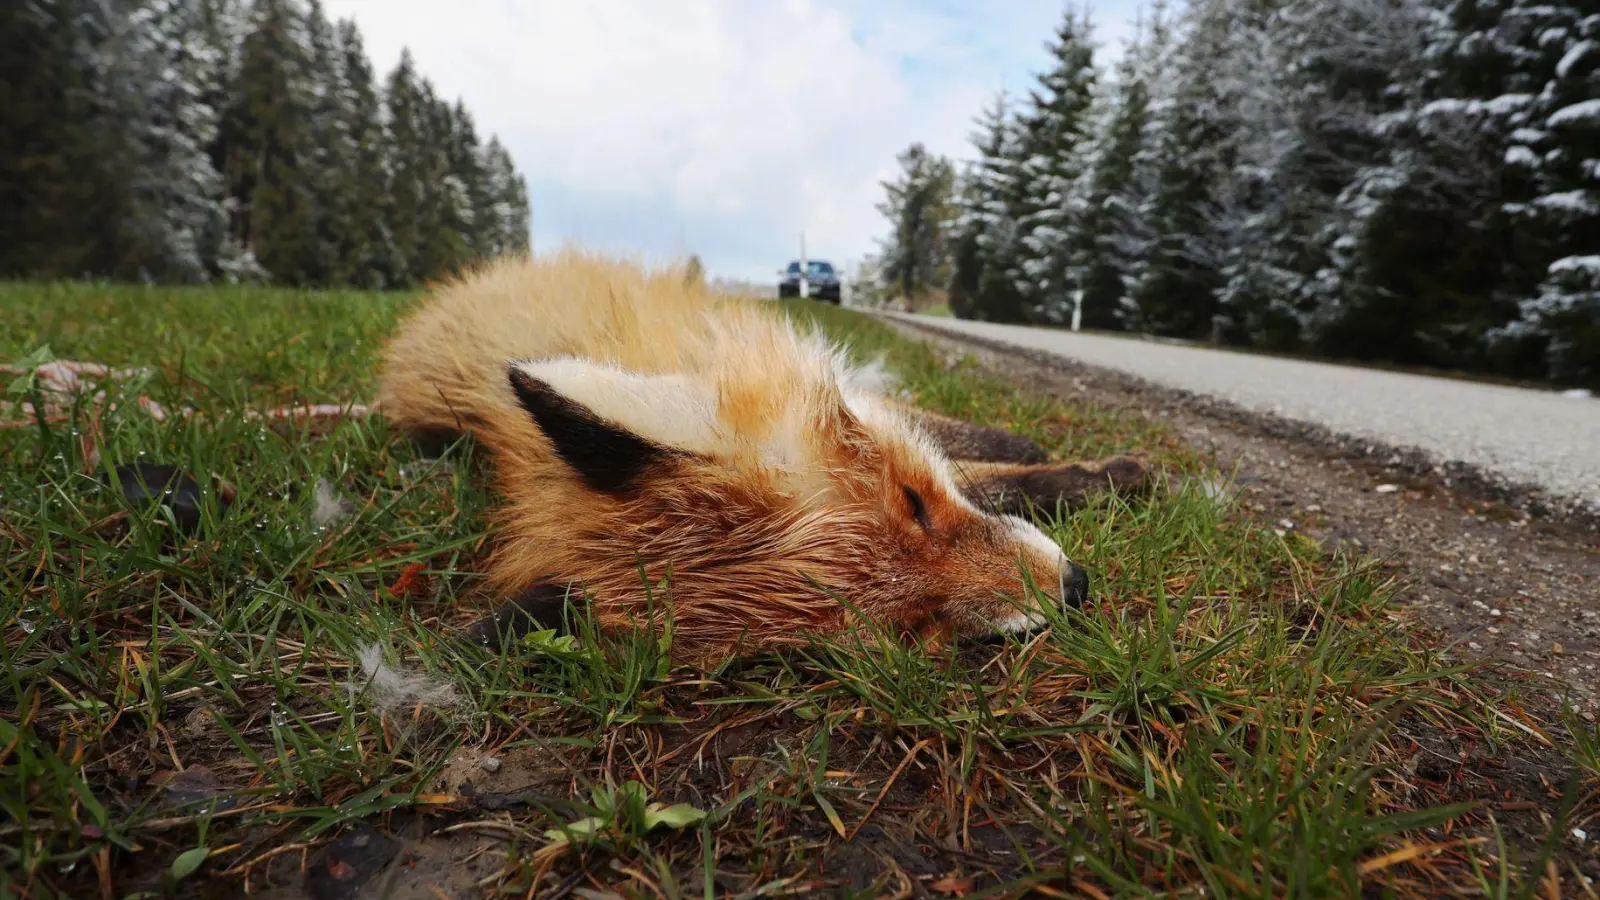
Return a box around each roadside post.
[799,232,809,299]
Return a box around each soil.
[885,316,1600,714]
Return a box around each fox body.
[377,250,1136,660]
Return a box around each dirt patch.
[885,317,1600,713]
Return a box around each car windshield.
[787,261,833,276]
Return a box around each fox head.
[481,305,1086,660]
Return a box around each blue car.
[778,260,841,303]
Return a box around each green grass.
[0,281,1587,898]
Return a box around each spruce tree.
[480,137,531,256]
[417,91,470,278]
[444,100,490,263]
[950,93,1004,319]
[1012,7,1098,323]
[328,19,396,287]
[1125,0,1232,340]
[299,0,343,284]
[1492,4,1600,383]
[875,143,956,302]
[196,0,266,282]
[1070,8,1167,331]
[383,49,430,285]
[223,0,317,285]
[1271,0,1499,367]
[948,91,1030,322]
[99,0,229,282]
[0,0,129,279]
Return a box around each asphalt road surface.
[877,311,1600,513]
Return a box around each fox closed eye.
[903,485,931,531]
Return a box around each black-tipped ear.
[508,365,671,494]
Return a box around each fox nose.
[1059,560,1090,608]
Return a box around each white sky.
[324,0,1143,282]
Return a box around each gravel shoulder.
[877,312,1600,526]
[878,314,1600,711]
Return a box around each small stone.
[1490,608,1502,617]
[1554,643,1565,654]
[1488,626,1500,635]
[1375,484,1401,494]
[479,756,501,773]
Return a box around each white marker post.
[1071,288,1083,333]
[799,233,810,299]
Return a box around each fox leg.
[946,456,1152,517]
[892,402,1152,516]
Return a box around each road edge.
[872,311,1600,535]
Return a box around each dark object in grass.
[464,581,576,651]
[104,462,231,538]
[153,765,237,813]
[304,822,400,900]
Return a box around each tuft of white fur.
[310,478,354,529]
[833,351,901,399]
[353,644,461,713]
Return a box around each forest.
[873,0,1600,387]
[0,0,531,289]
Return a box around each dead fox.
[376,250,1146,661]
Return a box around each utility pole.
[799,232,809,299]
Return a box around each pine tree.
[222,0,318,285]
[1012,7,1098,323]
[1125,0,1233,340]
[949,91,1029,322]
[382,49,430,285]
[1070,7,1168,331]
[444,100,490,263]
[313,19,388,285]
[1266,0,1501,368]
[875,143,956,302]
[0,0,531,290]
[1493,4,1600,384]
[0,0,130,279]
[1203,0,1303,348]
[298,0,343,284]
[98,0,229,282]
[415,91,471,278]
[196,0,266,282]
[480,137,530,257]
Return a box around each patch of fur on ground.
[352,644,463,715]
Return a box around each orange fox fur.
[376,249,1128,661]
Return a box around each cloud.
[324,0,1140,281]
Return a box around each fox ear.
[507,359,718,493]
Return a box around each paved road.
[876,311,1600,511]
